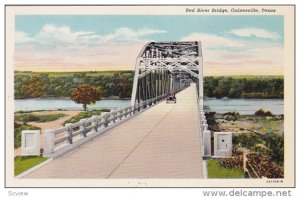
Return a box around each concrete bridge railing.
[43,94,167,158]
[197,100,211,158]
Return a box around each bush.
[15,114,40,123]
[212,87,225,98]
[233,133,262,148]
[224,111,240,121]
[261,132,284,164]
[15,113,66,124]
[255,109,273,117]
[233,131,284,165]
[219,151,283,178]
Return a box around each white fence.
[43,94,167,158]
[198,100,211,157]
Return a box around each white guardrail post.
[65,123,73,144]
[79,119,87,137]
[43,129,55,157]
[203,130,212,156]
[199,106,211,158]
[91,115,98,133]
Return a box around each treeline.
[14,71,284,99]
[15,71,133,99]
[204,76,284,99]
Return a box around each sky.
[15,15,284,75]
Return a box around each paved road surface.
[25,84,203,178]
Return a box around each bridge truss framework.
[131,41,204,108]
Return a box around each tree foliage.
[15,71,133,99]
[112,73,133,98]
[233,132,284,164]
[71,84,101,111]
[204,76,283,99]
[19,76,48,98]
[14,72,283,99]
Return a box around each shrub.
[213,87,225,98]
[15,113,66,124]
[15,114,40,123]
[233,131,284,165]
[219,150,283,178]
[224,111,240,121]
[261,132,284,164]
[233,133,262,149]
[255,109,273,117]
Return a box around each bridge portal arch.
[131,41,204,108]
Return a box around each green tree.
[112,73,133,98]
[213,87,225,98]
[20,76,48,98]
[71,84,101,111]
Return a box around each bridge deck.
[25,84,203,178]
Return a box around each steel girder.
[131,41,203,108]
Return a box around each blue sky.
[15,15,284,75]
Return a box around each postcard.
[5,5,295,187]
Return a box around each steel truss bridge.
[21,41,210,181]
[131,41,204,108]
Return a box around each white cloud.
[32,24,166,47]
[35,24,96,47]
[227,27,281,40]
[180,32,283,75]
[15,25,283,75]
[15,31,33,43]
[101,27,166,41]
[180,33,243,48]
[15,24,168,71]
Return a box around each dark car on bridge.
[166,93,176,103]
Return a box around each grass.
[207,159,244,178]
[15,156,48,176]
[15,113,66,123]
[238,115,283,134]
[15,110,49,114]
[63,109,110,125]
[14,122,40,148]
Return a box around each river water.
[14,98,284,115]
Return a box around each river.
[14,98,284,115]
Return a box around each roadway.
[25,83,203,178]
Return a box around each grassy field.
[15,113,66,124]
[15,156,48,176]
[207,159,244,178]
